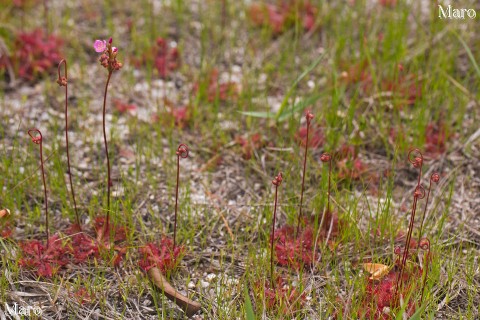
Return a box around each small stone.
[206,273,216,282]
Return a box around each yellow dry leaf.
[0,208,10,219]
[362,263,390,280]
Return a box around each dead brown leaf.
[0,208,10,219]
[362,263,390,280]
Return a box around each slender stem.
[29,129,49,247]
[417,173,439,245]
[296,120,310,238]
[174,154,180,249]
[395,149,425,303]
[43,0,49,36]
[39,140,49,247]
[417,181,431,245]
[59,59,81,229]
[419,241,431,305]
[394,188,421,303]
[103,71,113,235]
[327,158,331,216]
[173,144,189,250]
[318,153,332,236]
[270,184,278,288]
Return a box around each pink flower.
[94,40,106,53]
[112,47,118,53]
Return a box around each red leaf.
[171,106,190,128]
[113,99,137,114]
[273,225,318,270]
[254,276,306,312]
[193,68,238,102]
[138,239,184,273]
[5,29,63,81]
[235,133,264,160]
[295,126,323,148]
[425,120,448,155]
[133,37,180,79]
[19,236,71,278]
[248,2,318,35]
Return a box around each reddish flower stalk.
[417,173,440,245]
[94,37,122,236]
[270,172,283,287]
[295,110,314,238]
[102,70,113,232]
[394,148,425,302]
[318,152,332,235]
[173,144,189,249]
[419,238,431,305]
[57,59,81,230]
[28,129,49,247]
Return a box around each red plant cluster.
[273,225,318,270]
[360,266,419,319]
[1,209,12,238]
[133,37,180,78]
[5,0,39,9]
[138,239,184,273]
[73,287,94,305]
[1,226,12,239]
[171,106,190,128]
[256,277,305,311]
[425,120,448,156]
[249,1,317,35]
[235,133,264,160]
[341,62,422,107]
[340,60,371,85]
[2,29,63,81]
[379,0,397,7]
[382,73,422,107]
[334,145,368,181]
[274,212,340,270]
[93,216,127,243]
[69,232,99,264]
[18,219,127,278]
[113,99,137,115]
[151,102,191,128]
[193,69,238,102]
[295,126,323,148]
[18,235,70,278]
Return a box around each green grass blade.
[276,94,321,122]
[275,53,325,121]
[408,302,427,320]
[453,31,480,79]
[237,111,275,119]
[244,286,256,320]
[239,94,321,122]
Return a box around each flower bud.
[320,153,331,163]
[413,156,422,168]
